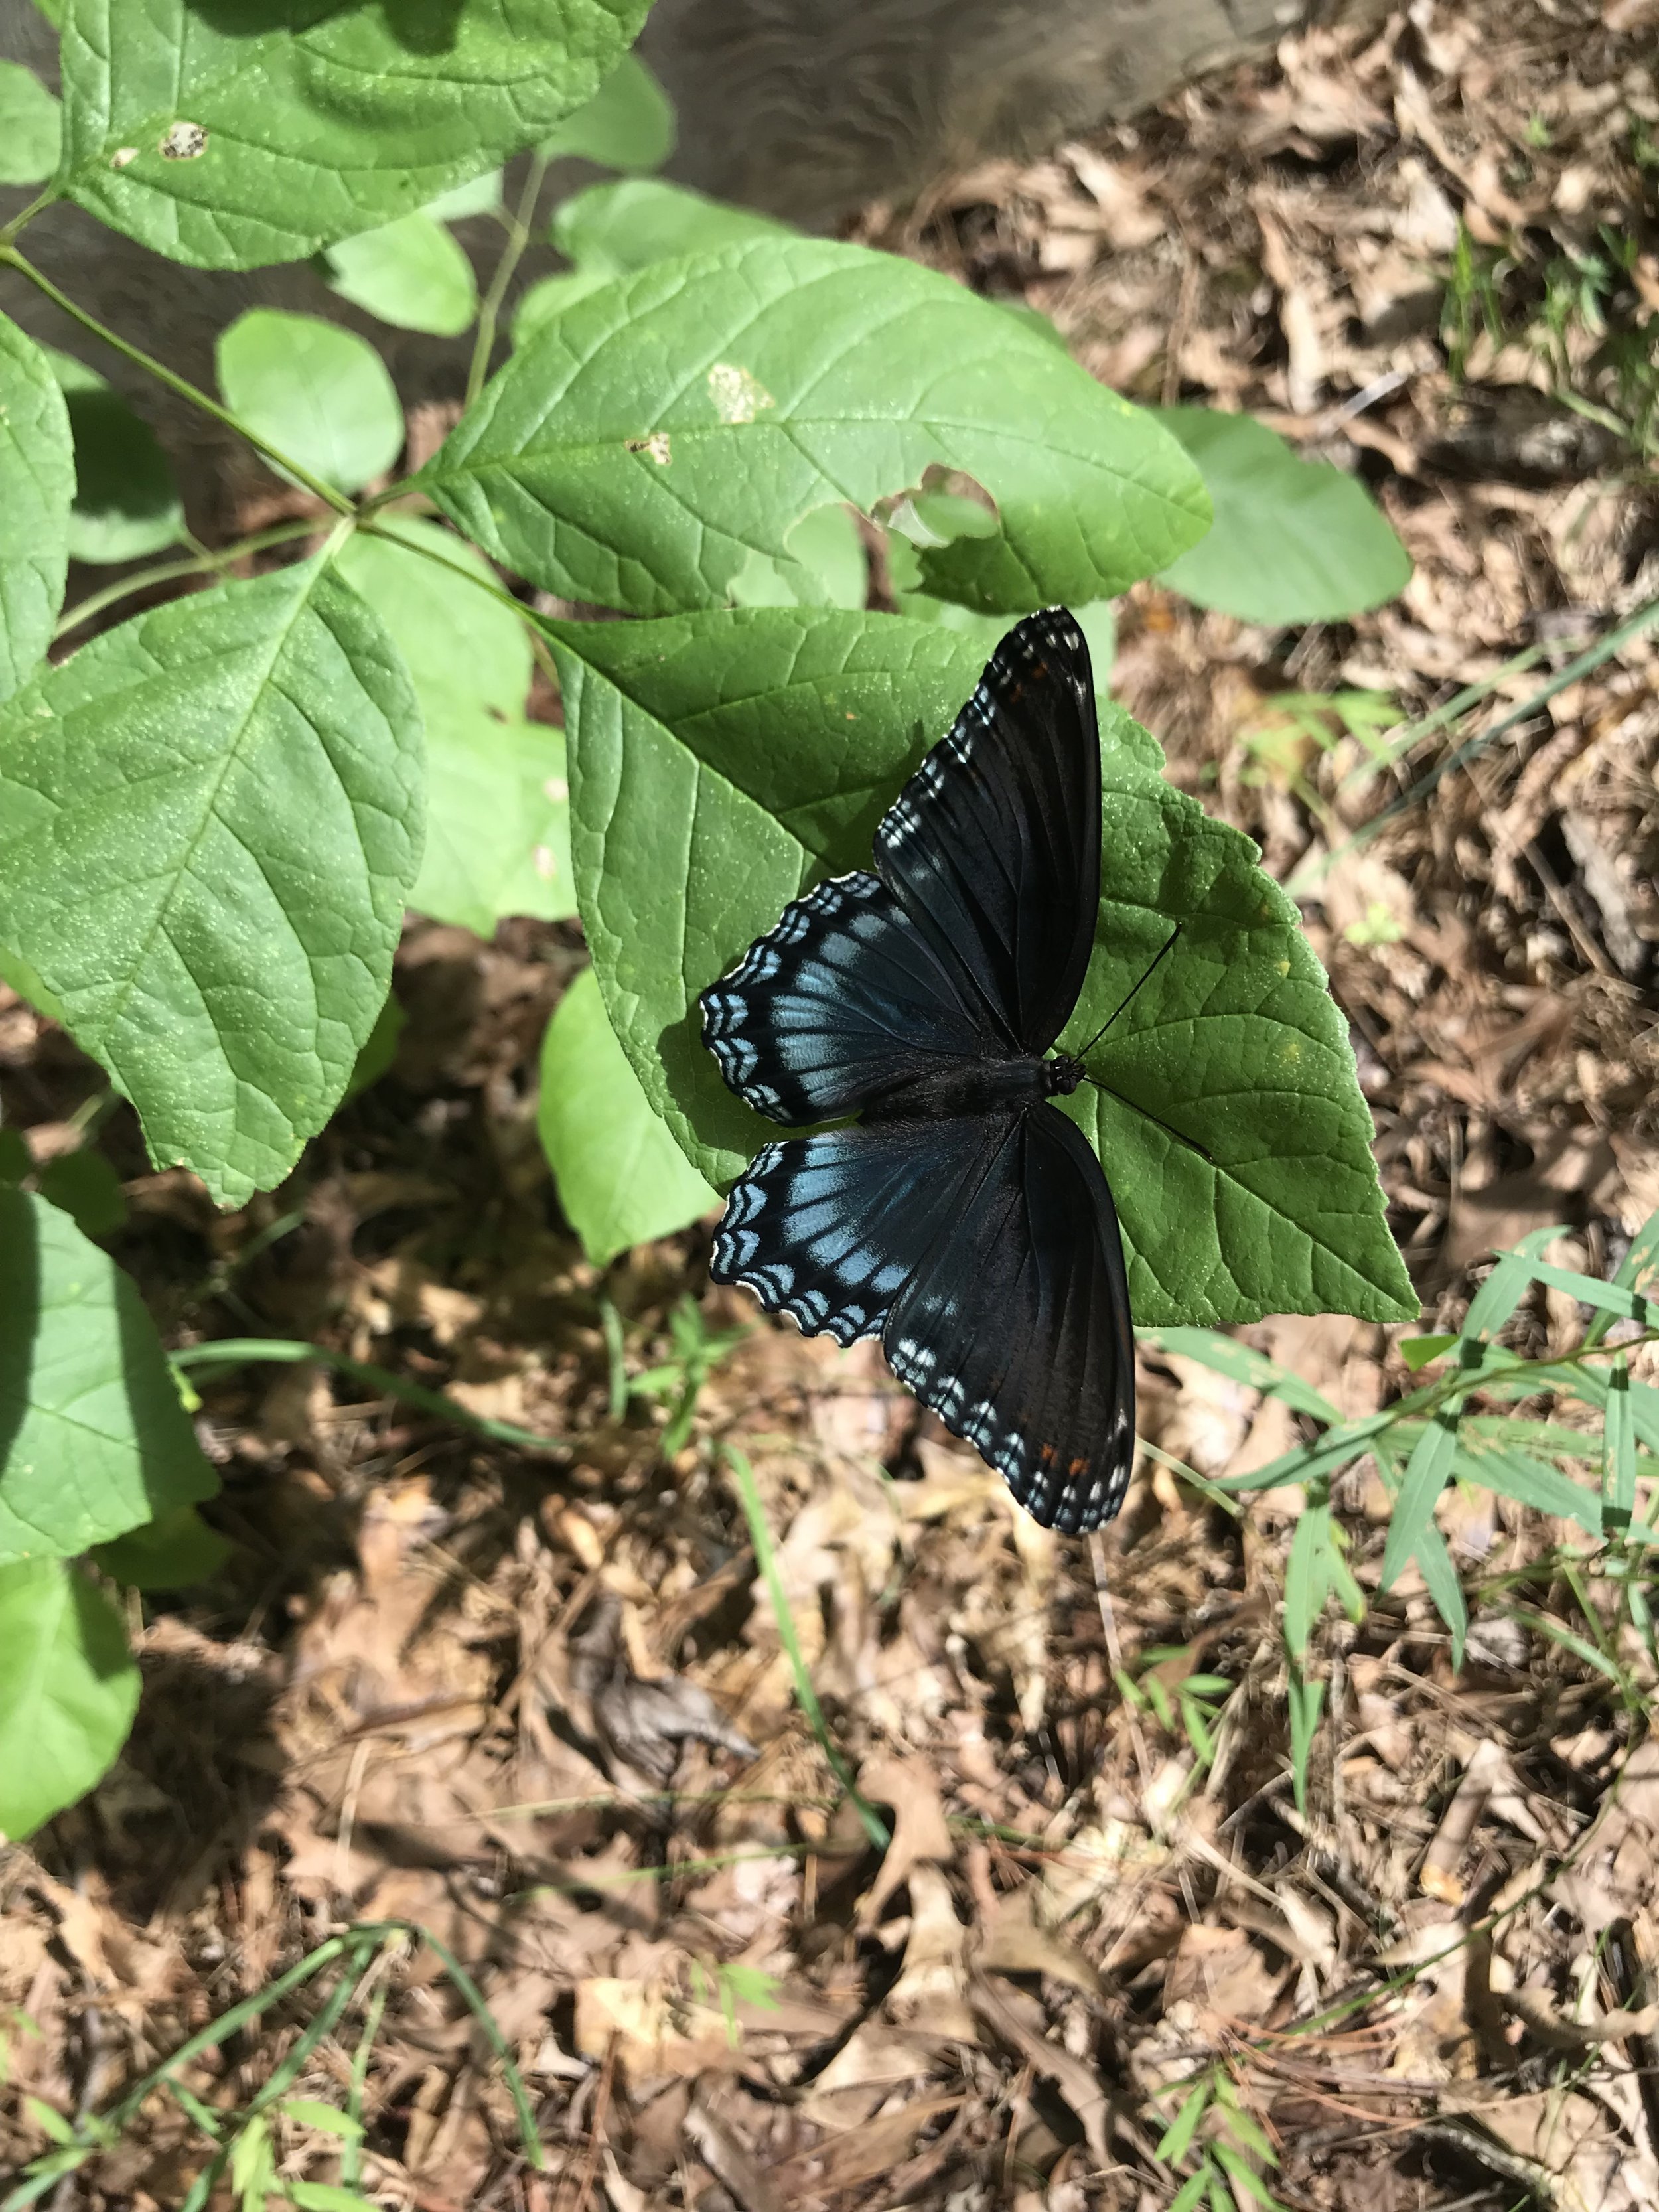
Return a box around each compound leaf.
[56,0,654,269]
[419,235,1209,616]
[0,556,424,1205]
[553,603,1411,1326]
[217,310,404,494]
[320,210,479,336]
[334,520,573,934]
[0,313,72,705]
[1156,407,1411,625]
[0,1556,140,1838]
[538,965,718,1266]
[0,1186,216,1563]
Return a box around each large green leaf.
[0,557,424,1205]
[545,605,990,1185]
[0,1556,139,1838]
[0,313,72,705]
[417,236,1210,616]
[552,604,1413,1326]
[538,966,718,1266]
[1155,408,1411,625]
[47,347,186,566]
[539,50,676,171]
[320,212,479,337]
[1058,712,1415,1323]
[217,311,404,494]
[333,521,575,935]
[0,57,62,184]
[55,0,654,270]
[0,1187,216,1562]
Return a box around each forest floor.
[4,3,1659,2209]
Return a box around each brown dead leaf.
[857,1751,955,1924]
[1163,1923,1287,2031]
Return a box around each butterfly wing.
[884,1100,1135,1532]
[873,607,1100,1057]
[710,1118,1008,1345]
[701,870,999,1126]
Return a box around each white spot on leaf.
[625,432,672,464]
[159,121,207,159]
[707,362,774,425]
[111,147,139,169]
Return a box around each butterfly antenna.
[1074,923,1182,1062]
[1074,924,1214,1165]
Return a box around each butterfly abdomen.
[866,1054,1078,1122]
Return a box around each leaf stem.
[0,186,61,250]
[465,152,549,409]
[0,246,356,518]
[52,519,326,640]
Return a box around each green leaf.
[548,605,992,1185]
[0,1557,141,1838]
[729,503,867,611]
[1155,409,1411,625]
[0,1187,216,1561]
[1156,2084,1212,2165]
[417,235,1210,617]
[512,267,614,349]
[321,212,479,337]
[0,940,65,1025]
[1167,2175,1210,2212]
[341,990,405,1103]
[332,520,573,936]
[284,2186,382,2212]
[36,1148,127,1238]
[555,605,1411,1324]
[0,556,425,1206]
[552,176,786,277]
[1461,1224,1573,1339]
[1286,1664,1323,1814]
[279,2102,364,2144]
[0,313,72,706]
[1380,1410,1459,1591]
[216,311,403,494]
[0,60,62,185]
[539,50,675,171]
[538,966,718,1267]
[1412,1516,1467,1666]
[1283,1496,1333,1658]
[92,1502,230,1589]
[1138,1327,1342,1422]
[1399,1333,1456,1372]
[56,0,655,271]
[1605,1353,1635,1530]
[1063,709,1413,1324]
[422,169,503,222]
[45,348,186,567]
[1451,1442,1600,1536]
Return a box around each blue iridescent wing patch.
[700,870,997,1126]
[699,607,1137,1533]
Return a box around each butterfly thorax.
[865,1053,1084,1123]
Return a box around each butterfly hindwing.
[884,1100,1135,1533]
[700,870,998,1126]
[874,608,1101,1057]
[711,1118,1008,1345]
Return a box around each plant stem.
[465,152,549,409]
[171,1335,567,1453]
[0,186,61,250]
[0,246,356,518]
[53,518,326,640]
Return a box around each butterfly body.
[699,609,1139,1534]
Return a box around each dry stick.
[567,2029,618,2212]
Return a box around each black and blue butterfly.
[699,607,1177,1534]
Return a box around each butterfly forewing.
[873,609,1101,1057]
[884,1102,1135,1532]
[711,1120,1010,1345]
[701,870,999,1126]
